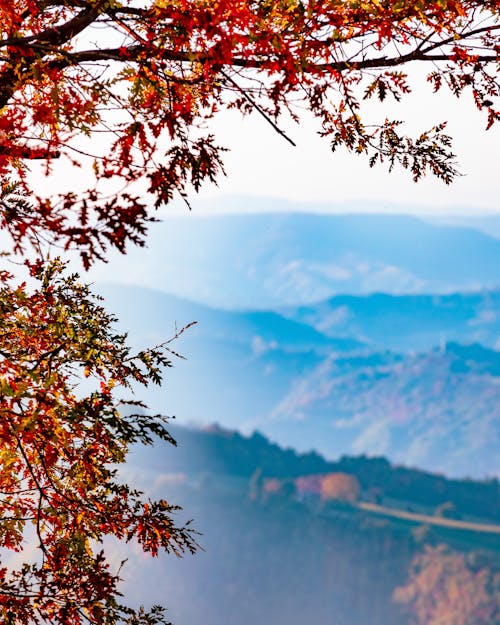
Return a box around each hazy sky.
[27,68,498,218]
[186,77,499,216]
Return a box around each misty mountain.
[101,284,500,478]
[428,214,500,240]
[264,342,500,478]
[92,212,500,308]
[92,208,500,624]
[282,290,500,352]
[99,284,354,429]
[100,283,361,354]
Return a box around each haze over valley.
[98,209,500,479]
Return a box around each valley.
[96,209,500,625]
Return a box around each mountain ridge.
[281,290,500,351]
[99,283,500,479]
[91,212,500,308]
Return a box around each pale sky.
[26,67,498,218]
[186,75,499,216]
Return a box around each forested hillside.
[122,426,500,625]
[131,425,500,523]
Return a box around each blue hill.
[100,283,500,478]
[283,291,500,351]
[92,211,500,308]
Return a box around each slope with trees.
[394,545,500,625]
[135,425,500,524]
[120,424,500,625]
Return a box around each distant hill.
[99,283,362,354]
[282,291,500,351]
[265,342,500,477]
[427,214,500,240]
[101,284,500,478]
[98,283,360,430]
[92,212,500,308]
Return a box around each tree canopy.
[394,545,500,625]
[0,0,498,264]
[0,258,196,624]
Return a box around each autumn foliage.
[394,545,500,625]
[0,0,498,264]
[320,473,361,503]
[0,260,196,624]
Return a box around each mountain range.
[90,209,500,478]
[92,211,500,308]
[99,282,500,478]
[93,208,500,622]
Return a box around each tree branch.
[220,70,296,146]
[42,44,498,75]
